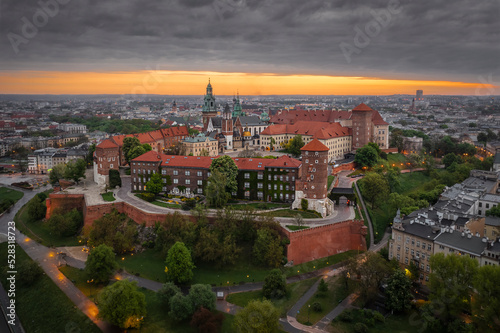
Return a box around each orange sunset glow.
[0,71,494,96]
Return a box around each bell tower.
[202,79,217,131]
[221,103,234,150]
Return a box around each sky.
[0,0,499,95]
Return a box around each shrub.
[301,198,308,211]
[354,322,369,333]
[318,278,328,294]
[181,198,197,211]
[312,302,322,312]
[190,307,224,333]
[141,193,155,202]
[373,311,385,323]
[109,169,122,189]
[338,310,353,323]
[17,260,43,286]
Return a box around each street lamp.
[308,304,311,323]
[87,279,94,299]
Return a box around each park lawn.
[0,186,24,202]
[262,209,321,219]
[283,250,359,278]
[227,277,319,317]
[386,153,407,167]
[229,202,290,210]
[59,266,107,300]
[14,195,80,247]
[286,225,310,231]
[117,248,167,283]
[331,311,422,333]
[396,171,432,195]
[296,276,354,325]
[0,244,101,333]
[328,175,335,188]
[101,192,116,202]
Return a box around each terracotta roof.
[97,139,118,149]
[109,126,189,147]
[352,103,373,112]
[132,150,167,162]
[261,121,350,139]
[371,110,389,125]
[161,155,215,169]
[266,155,301,168]
[301,139,329,152]
[269,109,352,124]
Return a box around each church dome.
[243,131,252,137]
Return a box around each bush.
[181,198,197,211]
[312,302,322,312]
[158,282,181,310]
[46,208,82,237]
[338,310,353,323]
[263,269,287,299]
[373,311,385,323]
[301,198,308,211]
[318,278,328,294]
[354,322,369,333]
[190,307,224,333]
[17,260,43,286]
[141,193,155,202]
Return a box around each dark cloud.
[0,0,498,83]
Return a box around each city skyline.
[0,0,499,95]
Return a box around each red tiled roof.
[266,155,301,168]
[269,109,352,124]
[352,103,373,112]
[109,126,189,147]
[161,155,215,169]
[372,110,389,125]
[261,121,350,139]
[97,139,119,149]
[131,150,167,162]
[301,139,329,152]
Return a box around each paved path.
[314,293,358,330]
[354,182,375,249]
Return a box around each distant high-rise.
[416,90,423,101]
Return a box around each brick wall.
[45,193,86,219]
[331,161,356,175]
[284,220,367,264]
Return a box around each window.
[422,242,426,249]
[133,177,137,182]
[197,188,203,194]
[292,176,295,181]
[185,179,190,184]
[286,176,289,181]
[427,244,431,251]
[162,169,166,175]
[197,171,202,177]
[258,173,263,180]
[258,183,263,189]
[274,175,277,181]
[479,202,482,207]
[185,170,190,176]
[486,203,490,209]
[397,245,401,252]
[426,265,430,272]
[173,179,178,184]
[405,257,408,264]
[268,184,271,190]
[417,241,420,247]
[197,180,202,185]
[244,173,250,179]
[397,254,400,261]
[173,170,178,175]
[244,182,250,188]
[257,191,263,198]
[274,184,277,190]
[411,249,415,256]
[425,275,429,282]
[147,169,150,174]
[133,169,136,174]
[110,164,113,168]
[405,247,409,254]
[411,239,415,245]
[163,178,166,183]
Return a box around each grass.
[331,311,422,333]
[152,200,182,209]
[353,186,371,248]
[296,276,354,325]
[229,202,290,210]
[286,225,310,231]
[0,186,24,202]
[328,175,335,188]
[386,153,407,167]
[354,206,361,220]
[101,192,116,202]
[396,172,433,195]
[59,266,107,300]
[262,209,321,219]
[0,244,101,333]
[227,277,319,317]
[14,194,80,247]
[283,250,359,278]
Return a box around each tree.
[384,167,400,192]
[145,172,163,195]
[155,213,197,256]
[123,137,141,164]
[85,209,137,253]
[169,292,194,321]
[486,204,500,218]
[359,172,389,209]
[190,307,224,333]
[477,132,488,146]
[46,208,82,237]
[85,143,96,165]
[405,153,422,172]
[253,228,283,268]
[442,153,460,169]
[428,253,478,325]
[11,145,29,172]
[385,270,412,313]
[347,252,391,299]
[127,145,147,162]
[165,241,195,284]
[27,195,46,222]
[286,135,305,157]
[49,163,66,185]
[234,299,280,333]
[318,279,328,294]
[206,170,231,208]
[64,158,87,184]
[209,155,238,194]
[158,282,181,310]
[85,244,118,283]
[355,145,378,168]
[97,280,146,329]
[472,265,500,332]
[109,169,122,189]
[294,214,304,227]
[193,228,221,263]
[263,269,287,299]
[188,284,216,312]
[17,260,43,286]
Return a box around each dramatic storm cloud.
[1,0,499,82]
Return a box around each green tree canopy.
[286,135,305,157]
[84,210,137,253]
[472,265,500,332]
[253,228,284,268]
[209,155,238,194]
[123,137,141,164]
[97,280,146,329]
[169,292,194,321]
[188,284,216,312]
[355,145,379,168]
[233,299,280,333]
[27,195,46,222]
[145,172,163,195]
[262,269,287,300]
[49,163,67,185]
[206,169,231,208]
[385,270,412,313]
[157,282,181,310]
[359,172,390,209]
[347,252,391,299]
[486,204,500,218]
[165,241,196,284]
[64,158,87,184]
[85,244,117,283]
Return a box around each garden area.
[0,244,101,333]
[0,186,23,214]
[101,191,115,202]
[331,309,421,333]
[262,208,321,219]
